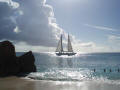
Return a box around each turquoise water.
[17,52,120,81]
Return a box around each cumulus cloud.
[0,2,17,40]
[13,26,21,33]
[108,35,120,44]
[84,24,117,31]
[107,35,120,52]
[14,41,55,52]
[0,0,64,47]
[72,40,110,53]
[0,0,19,8]
[0,0,117,52]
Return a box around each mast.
[67,34,73,52]
[56,35,63,52]
[60,35,63,52]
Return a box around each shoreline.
[0,76,120,90]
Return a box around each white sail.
[67,34,73,52]
[56,35,63,52]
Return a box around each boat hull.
[56,52,76,56]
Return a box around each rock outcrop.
[18,51,36,73]
[0,41,36,77]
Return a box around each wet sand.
[0,77,120,90]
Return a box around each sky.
[0,0,120,53]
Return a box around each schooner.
[55,34,76,56]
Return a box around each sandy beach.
[0,77,120,90]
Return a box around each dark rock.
[0,41,19,77]
[18,51,36,73]
[0,40,36,77]
[0,41,16,57]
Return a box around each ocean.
[17,52,120,82]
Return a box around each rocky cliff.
[0,41,36,77]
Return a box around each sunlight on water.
[14,52,120,90]
[28,68,92,81]
[20,52,120,83]
[43,52,87,58]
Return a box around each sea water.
[17,52,120,82]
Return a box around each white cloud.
[108,35,120,44]
[0,0,119,53]
[15,41,55,52]
[72,40,111,53]
[13,26,21,33]
[0,0,65,46]
[14,34,120,53]
[60,34,112,53]
[107,35,120,52]
[84,24,117,31]
[0,0,19,8]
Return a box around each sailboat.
[55,34,76,56]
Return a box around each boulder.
[0,41,16,57]
[18,51,36,73]
[0,41,19,76]
[0,40,36,77]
